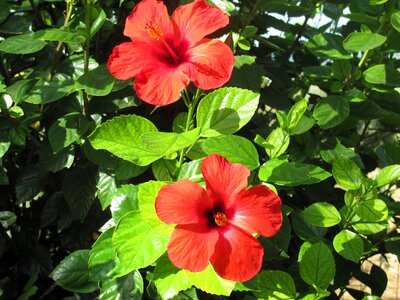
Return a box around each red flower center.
[213,212,227,227]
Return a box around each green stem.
[174,89,202,179]
[82,0,92,117]
[49,0,74,81]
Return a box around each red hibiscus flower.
[107,0,235,106]
[155,154,283,282]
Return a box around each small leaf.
[25,73,75,104]
[356,199,388,222]
[313,96,350,129]
[306,33,351,59]
[110,184,139,223]
[299,241,335,289]
[62,166,98,221]
[200,135,259,170]
[0,211,17,228]
[332,156,364,190]
[375,164,400,187]
[48,113,90,153]
[254,270,297,299]
[286,99,308,133]
[263,128,290,159]
[301,202,342,227]
[153,254,192,300]
[89,228,122,282]
[0,33,46,54]
[96,172,117,209]
[15,167,46,204]
[196,87,259,137]
[259,157,331,186]
[391,11,400,32]
[141,128,200,157]
[50,250,98,293]
[89,115,161,166]
[99,271,143,300]
[333,230,364,263]
[343,32,386,52]
[363,64,400,86]
[138,181,173,234]
[33,28,86,43]
[112,211,169,276]
[77,65,115,96]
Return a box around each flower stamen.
[145,21,163,40]
[213,212,227,227]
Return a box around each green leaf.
[301,202,342,227]
[112,211,168,275]
[50,250,98,293]
[33,28,86,43]
[299,241,335,289]
[141,128,200,157]
[263,128,290,159]
[89,228,122,282]
[48,113,90,153]
[332,156,364,190]
[154,254,235,298]
[110,184,139,223]
[343,32,386,52]
[286,99,308,133]
[186,265,235,296]
[138,181,173,234]
[178,159,203,182]
[356,199,388,222]
[153,254,193,300]
[0,33,46,54]
[77,65,115,96]
[306,33,351,59]
[363,64,400,86]
[259,157,331,186]
[89,115,161,166]
[391,11,400,32]
[96,172,117,209]
[254,270,297,299]
[332,60,352,81]
[200,135,259,170]
[320,139,364,168]
[313,96,350,129]
[39,146,75,172]
[196,87,259,137]
[25,73,75,104]
[152,159,178,181]
[375,164,400,187]
[333,230,364,263]
[100,271,143,300]
[62,166,98,221]
[15,167,46,204]
[352,222,387,235]
[228,55,265,91]
[0,211,17,228]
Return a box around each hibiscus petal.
[156,179,212,225]
[124,0,173,42]
[107,41,158,80]
[134,63,190,105]
[210,225,264,282]
[230,185,283,237]
[201,154,250,208]
[172,0,229,44]
[183,39,234,90]
[168,222,219,272]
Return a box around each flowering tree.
[0,0,399,299]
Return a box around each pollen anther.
[145,21,163,40]
[213,212,227,227]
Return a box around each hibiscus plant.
[0,0,400,299]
